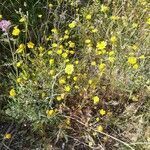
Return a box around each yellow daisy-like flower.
[56,49,62,55]
[56,96,62,101]
[100,4,109,13]
[110,36,117,43]
[51,28,58,34]
[128,57,137,65]
[97,125,103,132]
[99,63,106,70]
[65,64,74,74]
[99,109,106,116]
[46,109,55,117]
[73,76,77,81]
[133,64,139,69]
[96,41,107,50]
[86,14,92,20]
[27,41,35,49]
[69,41,75,48]
[92,96,100,104]
[4,133,12,139]
[59,78,66,84]
[68,21,76,28]
[16,61,23,67]
[12,26,20,36]
[49,59,54,65]
[17,44,25,53]
[65,85,71,92]
[9,89,16,97]
[62,53,68,58]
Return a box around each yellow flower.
[56,49,63,55]
[128,57,137,65]
[64,35,69,39]
[91,28,98,33]
[139,55,145,59]
[75,61,79,64]
[56,96,62,101]
[96,117,100,122]
[92,96,100,104]
[146,18,150,25]
[16,77,22,83]
[69,41,75,48]
[99,63,106,70]
[65,85,71,92]
[38,46,44,52]
[48,50,52,55]
[51,28,58,34]
[68,21,76,28]
[88,80,92,84]
[110,36,117,43]
[17,44,25,53]
[49,59,54,65]
[46,109,55,117]
[85,39,91,44]
[12,26,20,36]
[99,109,106,116]
[97,125,103,132]
[9,89,16,97]
[96,41,107,50]
[27,41,35,49]
[73,76,77,81]
[86,14,92,20]
[110,15,120,21]
[75,85,79,89]
[52,43,57,48]
[65,64,74,74]
[64,59,70,63]
[133,64,139,69]
[4,133,12,139]
[62,53,68,58]
[100,5,109,13]
[132,23,138,28]
[65,30,69,34]
[16,61,23,67]
[49,70,55,75]
[59,78,66,84]
[69,50,75,54]
[108,57,115,63]
[109,51,115,56]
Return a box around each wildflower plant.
[0,0,150,149]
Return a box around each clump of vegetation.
[0,0,150,149]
